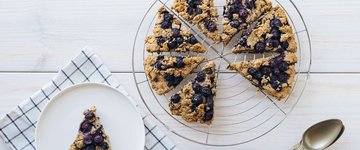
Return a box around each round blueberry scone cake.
[143,1,298,125]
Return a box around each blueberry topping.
[277,47,285,53]
[170,94,181,103]
[253,71,262,80]
[230,20,240,28]
[175,56,185,68]
[157,55,164,61]
[81,121,92,133]
[273,55,284,64]
[273,67,281,75]
[188,35,198,44]
[186,7,194,15]
[204,68,213,74]
[254,42,266,53]
[270,19,283,28]
[164,73,183,87]
[282,41,289,49]
[195,72,206,82]
[278,73,288,83]
[192,82,202,93]
[157,37,165,46]
[238,37,247,46]
[270,75,278,83]
[245,29,252,36]
[192,93,203,106]
[102,143,109,149]
[261,67,271,75]
[278,62,289,71]
[203,110,213,121]
[187,0,198,8]
[272,39,280,47]
[228,4,237,13]
[270,82,280,91]
[94,134,104,143]
[153,62,163,70]
[163,12,173,21]
[172,28,180,37]
[265,39,273,47]
[167,37,177,49]
[195,7,203,14]
[206,96,214,110]
[239,8,248,18]
[247,67,257,75]
[245,0,255,9]
[85,111,94,120]
[271,28,281,39]
[161,21,171,29]
[201,87,212,97]
[204,19,216,32]
[83,134,93,145]
[176,36,184,45]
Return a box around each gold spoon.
[292,119,345,150]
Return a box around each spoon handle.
[291,142,303,150]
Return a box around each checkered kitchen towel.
[0,48,177,150]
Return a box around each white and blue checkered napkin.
[0,48,177,150]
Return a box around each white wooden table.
[0,0,359,149]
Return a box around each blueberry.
[205,20,216,32]
[230,20,240,28]
[188,35,198,44]
[261,67,271,75]
[273,67,281,75]
[187,7,194,15]
[81,121,92,133]
[187,0,197,8]
[228,4,237,13]
[206,96,214,109]
[163,12,173,21]
[204,68,213,74]
[278,62,289,71]
[238,37,247,46]
[253,71,262,80]
[270,19,283,28]
[94,134,104,143]
[167,37,177,49]
[239,8,248,18]
[170,94,181,103]
[277,47,285,52]
[157,55,164,61]
[167,76,183,87]
[85,111,94,120]
[203,110,213,121]
[195,7,202,14]
[270,82,280,91]
[176,36,184,45]
[272,39,280,47]
[157,37,165,45]
[271,28,281,39]
[192,93,203,106]
[282,41,289,49]
[175,56,185,68]
[254,42,266,53]
[270,75,278,83]
[83,134,93,145]
[192,82,202,93]
[224,12,233,20]
[269,60,276,67]
[172,28,180,37]
[265,39,273,47]
[195,72,206,82]
[201,87,212,97]
[247,67,257,75]
[161,21,171,29]
[273,55,284,64]
[278,73,288,83]
[102,143,109,149]
[245,0,255,9]
[245,29,252,36]
[153,61,163,70]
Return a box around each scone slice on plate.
[70,106,111,150]
[232,5,297,53]
[227,53,297,100]
[169,62,217,124]
[145,6,206,53]
[172,0,221,43]
[222,0,272,45]
[144,55,204,95]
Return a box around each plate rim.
[34,82,145,150]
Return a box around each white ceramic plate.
[35,83,145,150]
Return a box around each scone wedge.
[169,62,217,124]
[70,106,111,150]
[145,6,206,53]
[232,5,297,53]
[144,55,204,95]
[227,53,297,100]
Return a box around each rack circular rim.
[131,0,312,146]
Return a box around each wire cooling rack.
[132,0,312,146]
